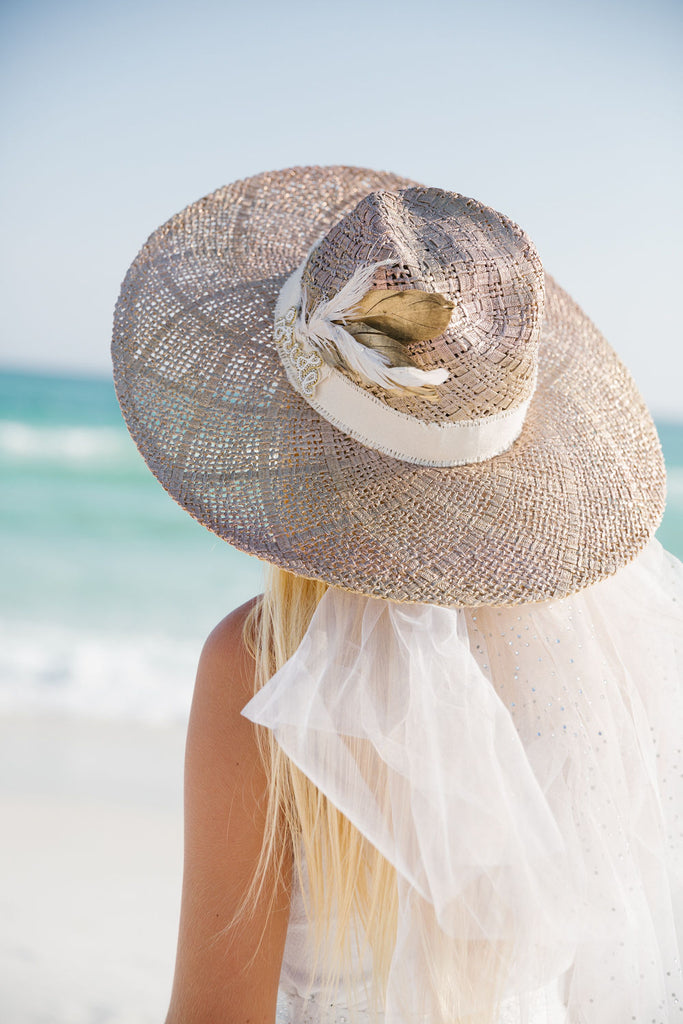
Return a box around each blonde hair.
[241,565,506,1022]
[241,565,397,1010]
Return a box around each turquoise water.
[1,369,682,722]
[0,370,264,721]
[0,371,263,633]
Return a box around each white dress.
[276,866,569,1024]
[244,541,683,1023]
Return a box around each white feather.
[295,262,449,393]
[313,261,391,325]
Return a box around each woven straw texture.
[302,187,543,423]
[112,166,666,607]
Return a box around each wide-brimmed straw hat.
[112,165,665,606]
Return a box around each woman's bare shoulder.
[184,596,264,798]
[192,596,262,719]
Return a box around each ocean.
[2,369,682,725]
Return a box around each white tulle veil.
[243,539,683,1023]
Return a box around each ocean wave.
[667,466,683,499]
[0,420,134,466]
[0,619,196,724]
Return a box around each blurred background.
[1,0,681,1021]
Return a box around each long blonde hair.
[241,566,506,1022]
[242,565,397,1009]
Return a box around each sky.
[1,0,682,417]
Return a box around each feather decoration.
[295,262,451,399]
[344,322,420,368]
[347,287,455,343]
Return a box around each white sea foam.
[0,420,132,465]
[0,619,197,724]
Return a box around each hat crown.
[301,187,545,425]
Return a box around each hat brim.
[112,166,665,606]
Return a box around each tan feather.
[344,323,421,368]
[345,289,454,344]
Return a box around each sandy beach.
[0,714,187,1024]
